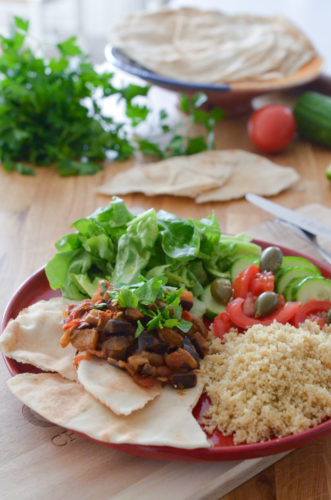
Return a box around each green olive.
[255,291,279,318]
[211,278,232,304]
[325,308,331,324]
[260,246,283,274]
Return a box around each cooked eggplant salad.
[61,278,208,389]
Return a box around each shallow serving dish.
[2,240,331,462]
[105,45,324,114]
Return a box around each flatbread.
[98,150,299,202]
[77,358,161,416]
[98,152,232,198]
[0,298,77,380]
[109,8,317,84]
[195,150,299,203]
[7,373,210,449]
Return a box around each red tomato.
[233,265,259,298]
[250,271,274,296]
[227,297,300,329]
[293,300,331,328]
[242,292,256,317]
[248,105,296,153]
[213,311,233,340]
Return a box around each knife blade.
[245,193,331,242]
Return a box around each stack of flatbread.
[98,150,299,202]
[109,8,317,84]
[1,298,209,449]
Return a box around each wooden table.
[0,87,330,499]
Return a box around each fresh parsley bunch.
[0,17,148,176]
[0,18,225,176]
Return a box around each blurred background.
[0,0,329,74]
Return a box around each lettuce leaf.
[45,197,261,299]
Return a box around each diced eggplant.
[190,316,208,338]
[102,336,133,360]
[103,319,135,336]
[165,347,199,372]
[127,352,151,372]
[170,372,197,389]
[70,328,98,351]
[145,352,164,366]
[188,331,209,358]
[137,332,167,354]
[158,327,183,346]
[96,310,115,329]
[182,337,200,364]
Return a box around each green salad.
[45,197,261,305]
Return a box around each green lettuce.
[45,196,261,299]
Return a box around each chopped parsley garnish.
[106,277,192,337]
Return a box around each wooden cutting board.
[0,204,330,500]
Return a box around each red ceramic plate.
[2,240,331,461]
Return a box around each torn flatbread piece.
[7,373,210,449]
[98,149,298,202]
[0,298,77,380]
[98,151,232,198]
[77,358,161,416]
[195,150,299,203]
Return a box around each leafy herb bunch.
[0,18,224,176]
[0,17,148,176]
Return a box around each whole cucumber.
[293,91,331,148]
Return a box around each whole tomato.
[248,104,296,153]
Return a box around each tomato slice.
[242,292,256,317]
[250,271,274,296]
[213,312,233,340]
[293,300,331,328]
[227,298,300,329]
[233,265,259,298]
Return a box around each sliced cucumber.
[230,255,259,282]
[283,277,307,301]
[190,297,206,319]
[201,284,226,319]
[276,267,320,296]
[292,276,331,303]
[280,256,321,275]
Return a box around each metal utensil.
[275,219,331,266]
[245,194,331,265]
[245,193,331,242]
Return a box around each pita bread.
[109,8,316,84]
[7,373,210,449]
[98,152,232,198]
[0,298,77,380]
[98,150,299,202]
[195,150,299,203]
[77,358,161,416]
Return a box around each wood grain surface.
[0,87,331,499]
